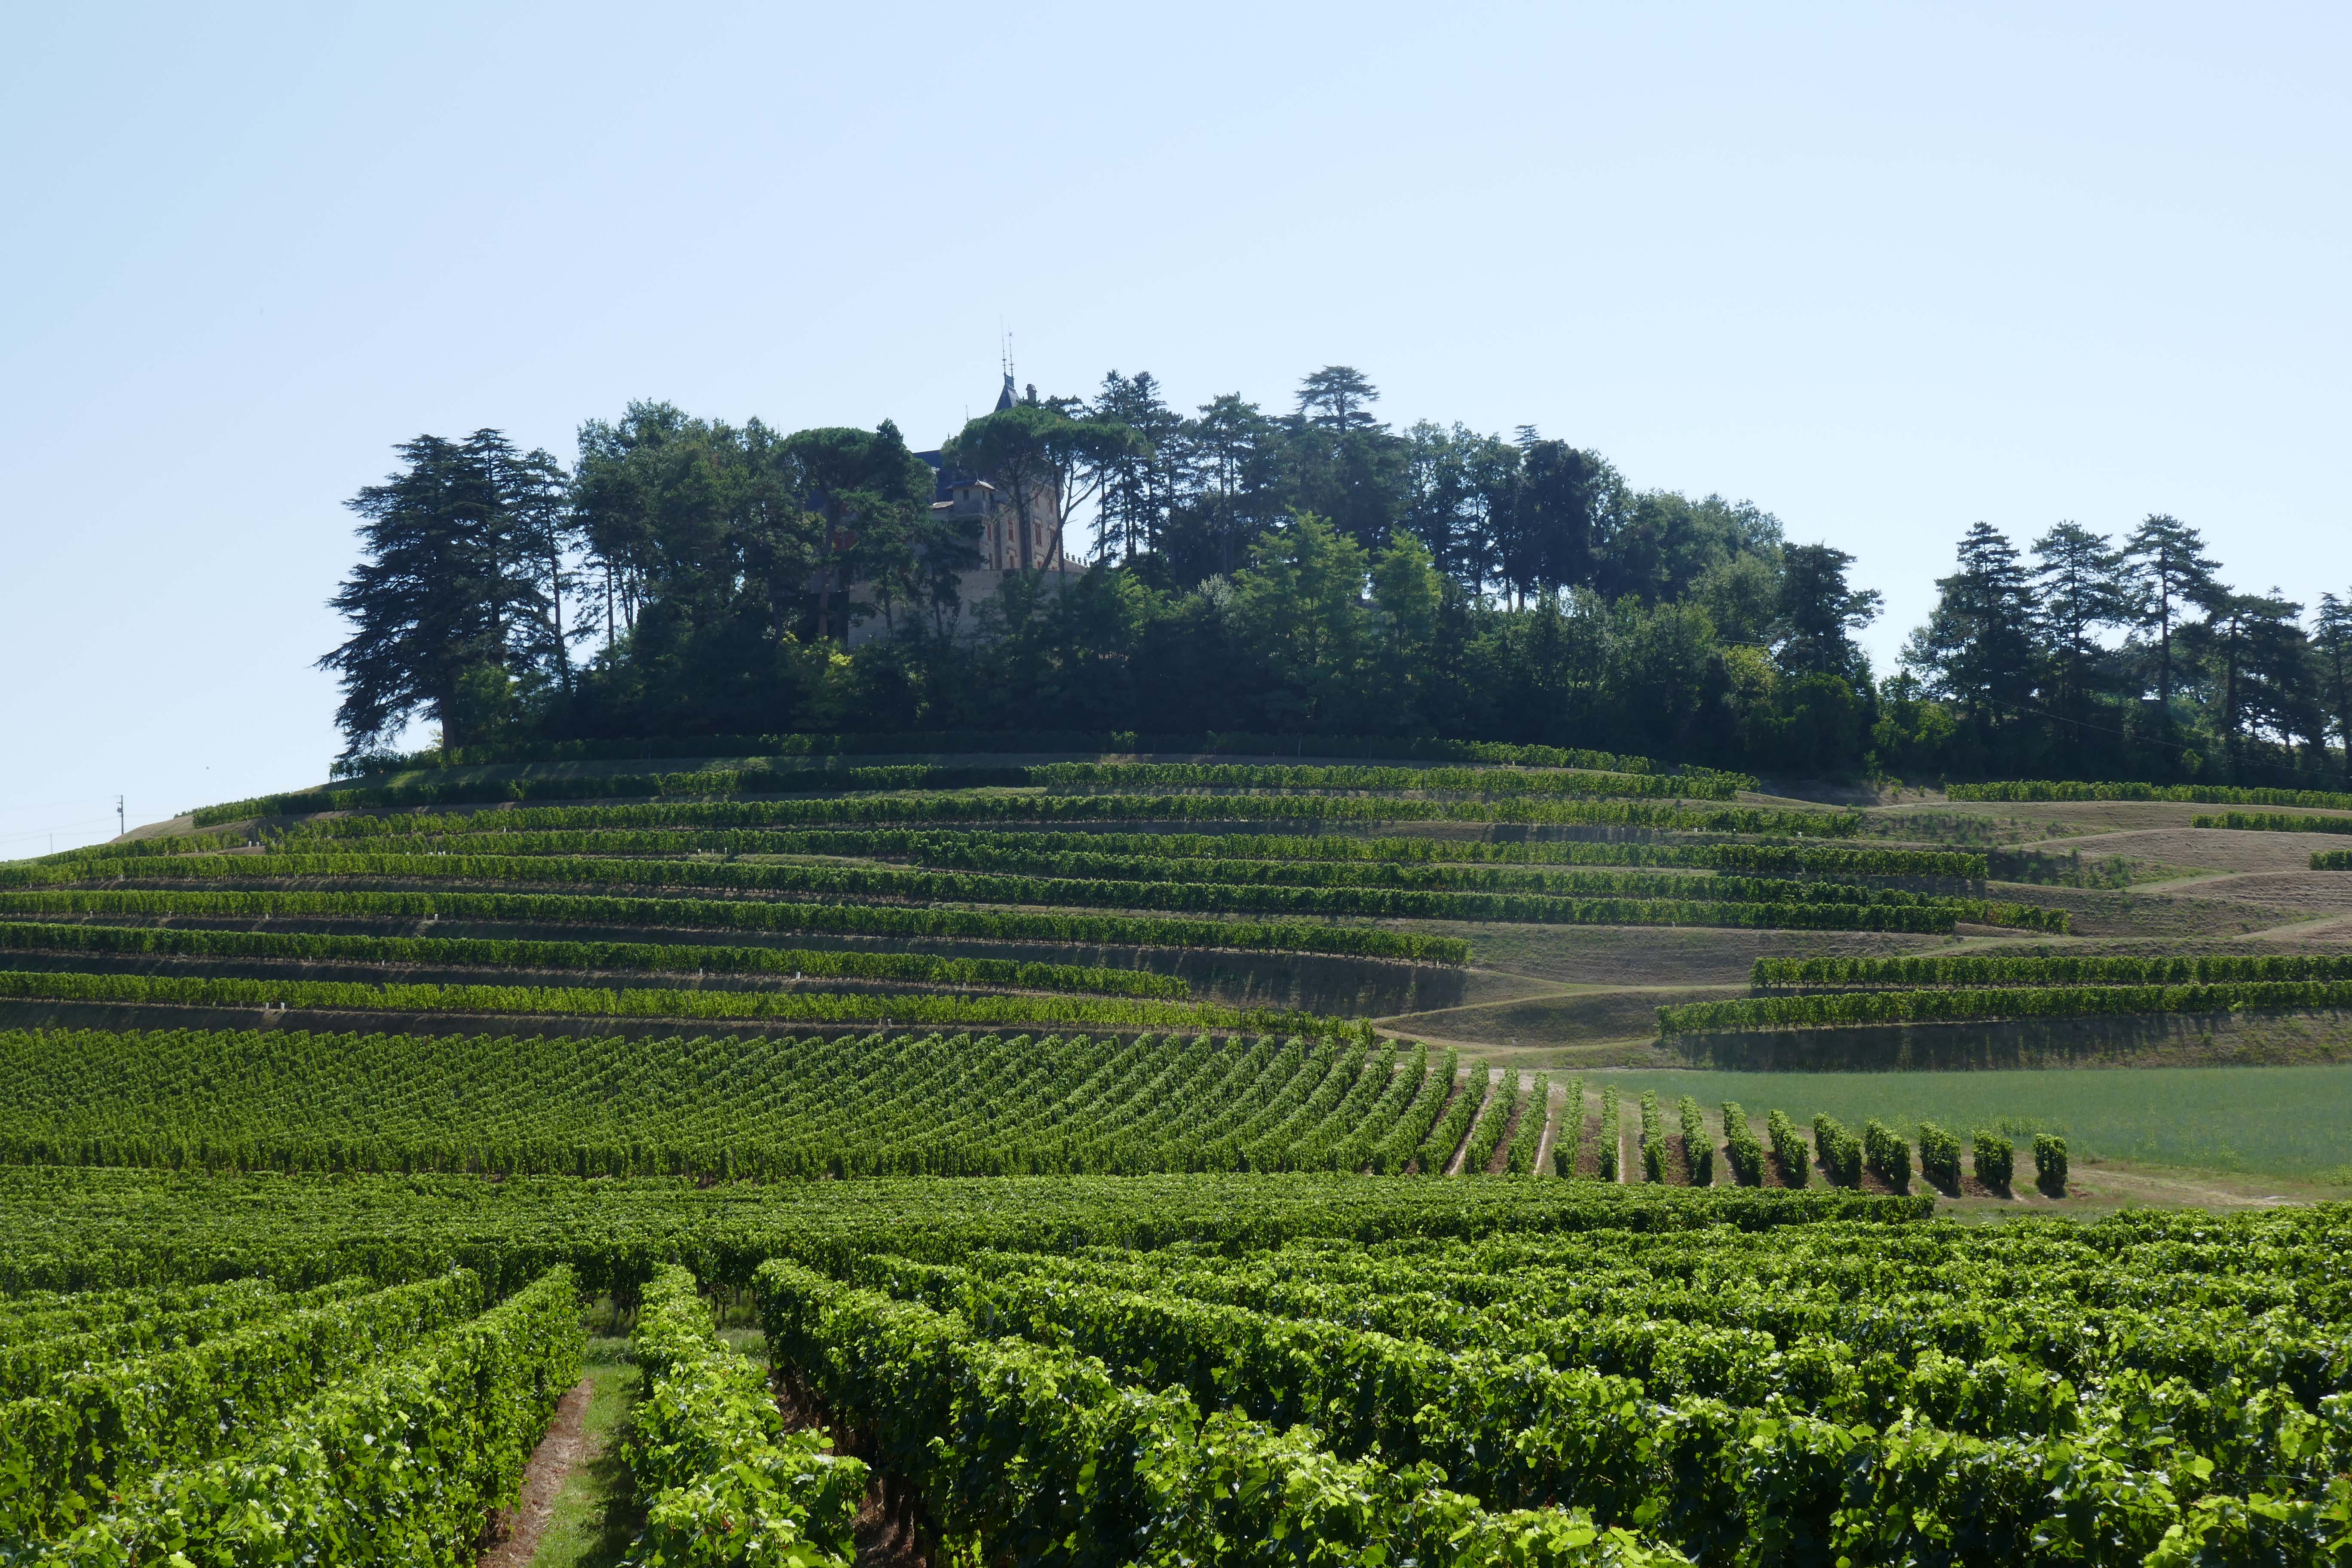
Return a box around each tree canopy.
[318,367,2351,790]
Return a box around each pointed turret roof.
[994,371,1017,412]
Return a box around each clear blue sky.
[3,3,2345,852]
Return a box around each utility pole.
[116,796,124,839]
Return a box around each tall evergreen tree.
[318,434,532,749]
[2121,513,2220,710]
[464,430,572,689]
[1400,421,1478,577]
[1294,366,1382,434]
[1176,393,1281,579]
[2208,590,2321,769]
[787,423,935,642]
[1773,543,1881,681]
[2314,592,2352,781]
[1087,371,1181,563]
[1283,366,1402,550]
[1902,522,2038,735]
[944,400,1139,579]
[2031,521,2132,737]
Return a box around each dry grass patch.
[2049,828,2327,876]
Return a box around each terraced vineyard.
[5,746,2352,1565]
[0,750,2040,1173]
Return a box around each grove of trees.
[318,367,2352,787]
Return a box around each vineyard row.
[261,820,1985,876]
[1750,952,2352,988]
[361,726,1753,785]
[2192,811,2352,835]
[184,790,1859,835]
[1948,778,2352,809]
[1658,980,2352,1033]
[189,760,1733,824]
[18,851,2058,931]
[225,837,1993,907]
[0,919,1184,998]
[0,968,1323,1034]
[0,887,1470,962]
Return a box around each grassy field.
[1587,1062,2352,1182]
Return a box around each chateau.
[844,372,1078,644]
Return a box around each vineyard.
[0,751,2084,1052]
[0,1027,1473,1178]
[0,1170,2342,1565]
[3,746,2352,1564]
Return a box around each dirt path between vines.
[479,1377,593,1568]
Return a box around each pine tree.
[1089,371,1182,563]
[1181,394,1281,578]
[1284,367,1402,551]
[2122,514,2220,711]
[2209,590,2323,771]
[1902,523,2039,737]
[2030,521,2132,736]
[1294,365,1382,434]
[1774,543,1882,681]
[2314,593,2352,783]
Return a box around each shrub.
[1677,1096,1713,1186]
[2034,1133,2069,1197]
[1917,1123,1961,1195]
[1721,1102,1764,1186]
[1812,1114,1862,1188]
[1765,1109,1809,1188]
[1971,1129,2014,1194]
[1862,1121,1911,1192]
[1638,1091,1666,1184]
[1596,1085,1620,1182]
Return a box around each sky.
[2,2,2346,854]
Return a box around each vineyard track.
[478,1376,595,1568]
[1529,1079,1560,1175]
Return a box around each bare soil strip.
[480,1377,594,1568]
